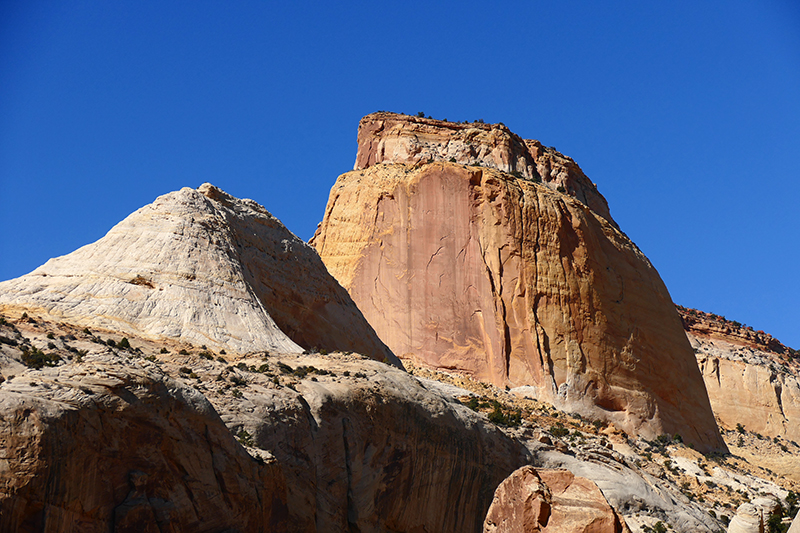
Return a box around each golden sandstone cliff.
[679,306,800,444]
[312,112,725,452]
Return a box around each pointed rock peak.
[0,185,400,366]
[354,111,616,226]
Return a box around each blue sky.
[2,1,799,348]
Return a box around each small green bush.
[21,347,60,369]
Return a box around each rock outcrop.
[0,314,532,533]
[354,112,616,226]
[483,466,629,533]
[0,184,398,365]
[680,307,800,443]
[313,114,725,452]
[0,354,288,532]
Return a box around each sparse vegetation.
[21,347,60,369]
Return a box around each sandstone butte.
[679,305,800,444]
[312,111,726,452]
[0,183,399,367]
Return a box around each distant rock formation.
[0,183,398,365]
[483,466,629,532]
[313,112,725,452]
[679,306,800,443]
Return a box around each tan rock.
[0,354,288,532]
[354,112,616,226]
[727,502,765,533]
[681,307,800,443]
[312,158,724,452]
[0,184,399,366]
[789,511,800,533]
[483,466,628,532]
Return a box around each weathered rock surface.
[0,184,398,365]
[313,130,724,452]
[0,314,532,533]
[483,465,628,532]
[680,307,800,443]
[207,352,533,533]
[0,354,288,532]
[354,112,616,226]
[726,498,779,533]
[789,511,800,533]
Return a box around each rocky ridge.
[354,112,616,226]
[678,306,800,448]
[313,113,724,452]
[0,184,398,366]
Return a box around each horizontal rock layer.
[313,161,725,452]
[0,184,398,365]
[354,112,615,226]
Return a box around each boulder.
[483,465,629,532]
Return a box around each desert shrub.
[46,333,55,340]
[21,347,60,369]
[160,347,169,354]
[179,367,192,374]
[230,375,246,387]
[277,362,293,374]
[236,429,254,447]
[550,422,569,438]
[737,423,746,434]
[106,339,116,347]
[179,349,189,355]
[118,338,131,350]
[199,351,213,360]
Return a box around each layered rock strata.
[483,466,629,532]
[313,116,725,452]
[354,112,616,226]
[679,307,800,443]
[0,184,398,365]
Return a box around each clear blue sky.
[2,1,799,348]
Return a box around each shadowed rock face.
[0,356,288,532]
[0,184,398,366]
[313,115,725,452]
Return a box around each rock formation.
[0,183,398,366]
[353,112,616,226]
[312,112,725,452]
[680,306,800,443]
[0,354,288,532]
[0,314,532,533]
[483,466,629,532]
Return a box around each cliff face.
[0,184,398,366]
[313,114,725,452]
[679,307,800,443]
[0,354,288,532]
[354,112,616,226]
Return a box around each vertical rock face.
[680,307,800,442]
[0,184,399,365]
[354,112,616,226]
[483,466,629,533]
[313,114,725,452]
[0,356,288,532]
